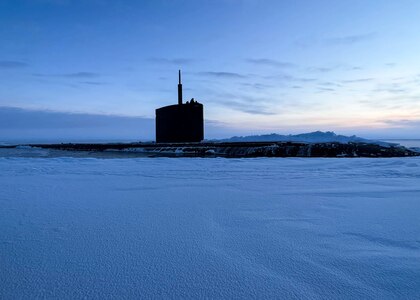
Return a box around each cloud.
[317,87,336,92]
[306,66,335,73]
[341,78,373,83]
[222,100,276,115]
[374,88,408,94]
[265,74,315,83]
[206,91,277,115]
[63,72,100,78]
[294,33,375,48]
[246,58,296,68]
[0,60,28,69]
[146,58,195,65]
[240,108,276,115]
[32,0,70,5]
[240,82,273,90]
[381,119,420,127]
[0,106,154,142]
[197,71,247,79]
[324,32,376,45]
[33,72,100,79]
[318,82,341,87]
[373,82,410,94]
[79,81,107,85]
[27,0,75,6]
[307,64,364,73]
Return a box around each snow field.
[1,157,419,299]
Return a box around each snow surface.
[1,156,420,299]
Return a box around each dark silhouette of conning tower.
[155,70,204,143]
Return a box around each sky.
[1,0,420,141]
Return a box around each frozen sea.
[1,154,420,299]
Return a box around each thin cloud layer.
[295,32,376,48]
[32,72,101,79]
[147,58,195,65]
[246,59,296,68]
[0,107,154,141]
[197,71,247,79]
[0,60,28,68]
[63,72,100,78]
[382,119,420,127]
[325,32,376,45]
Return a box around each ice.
[216,131,395,147]
[1,157,419,299]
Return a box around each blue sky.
[1,0,420,141]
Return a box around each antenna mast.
[178,70,182,105]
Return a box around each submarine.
[155,70,204,143]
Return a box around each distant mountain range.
[213,131,396,147]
